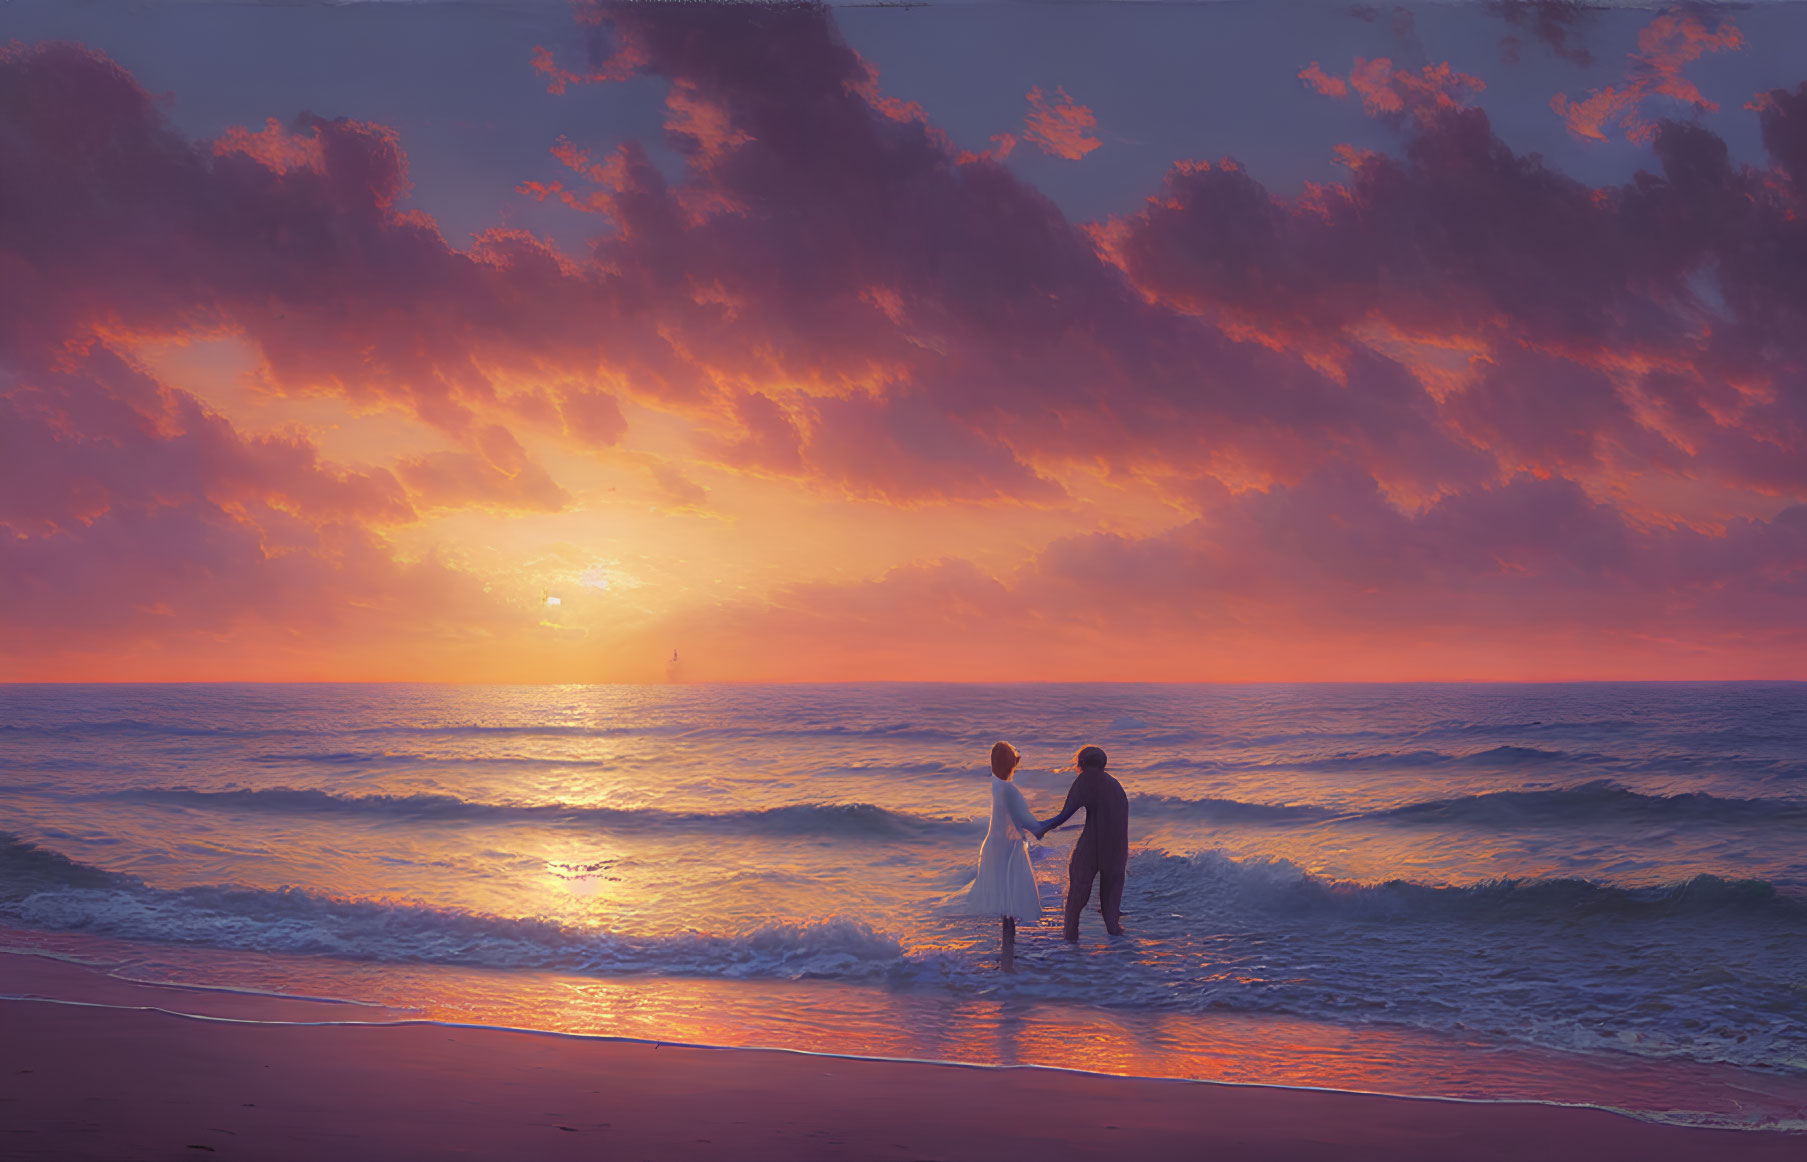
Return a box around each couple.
[956,740,1129,970]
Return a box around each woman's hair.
[1074,745,1108,771]
[990,740,1021,777]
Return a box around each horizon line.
[3,678,1804,687]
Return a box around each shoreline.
[4,940,1804,1137]
[17,995,1807,1135]
[7,680,1807,690]
[4,994,1801,1161]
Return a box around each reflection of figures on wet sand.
[951,741,1130,970]
[1037,745,1130,942]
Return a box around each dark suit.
[1040,767,1129,939]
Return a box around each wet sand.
[2,985,1800,1161]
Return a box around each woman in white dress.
[953,741,1044,971]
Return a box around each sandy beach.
[3,960,1800,1162]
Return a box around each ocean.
[2,682,1804,1129]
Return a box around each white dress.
[950,777,1042,923]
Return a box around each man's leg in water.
[1064,850,1098,941]
[1099,867,1126,936]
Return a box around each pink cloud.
[1551,9,1744,144]
[791,392,1066,504]
[1302,57,1486,124]
[649,462,709,511]
[396,425,570,514]
[214,117,324,174]
[1021,86,1102,160]
[654,467,1807,680]
[1033,468,1807,646]
[528,11,647,97]
[1104,82,1807,500]
[0,42,649,452]
[547,2,1480,500]
[13,9,1800,526]
[9,2,1807,677]
[0,44,580,669]
[0,344,518,658]
[2,18,1471,511]
[1299,62,1349,99]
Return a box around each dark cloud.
[0,41,638,446]
[549,1,1479,499]
[1489,1,1597,68]
[1111,48,1807,496]
[8,3,1807,676]
[0,43,557,658]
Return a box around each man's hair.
[990,741,1021,772]
[1075,745,1107,770]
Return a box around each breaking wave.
[91,788,980,840]
[60,781,1807,838]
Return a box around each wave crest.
[1126,848,1800,923]
[71,780,1807,840]
[0,833,906,980]
[98,787,980,839]
[1372,780,1807,828]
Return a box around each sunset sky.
[3,0,1806,683]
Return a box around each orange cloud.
[647,469,1807,682]
[11,2,1807,682]
[1299,62,1348,99]
[1105,70,1807,504]
[0,343,523,665]
[213,117,324,174]
[1302,57,1485,123]
[528,26,647,96]
[396,425,571,514]
[1551,9,1744,144]
[1021,86,1102,160]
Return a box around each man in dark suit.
[1035,745,1129,941]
